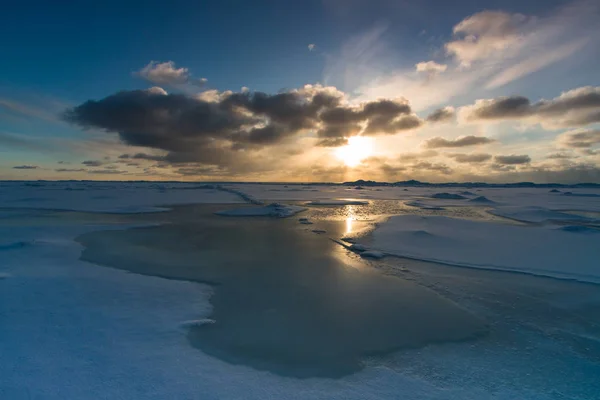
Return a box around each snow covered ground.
[1,181,600,399]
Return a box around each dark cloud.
[65,86,425,173]
[494,155,531,165]
[119,153,167,162]
[558,129,600,148]
[55,168,85,172]
[82,160,104,166]
[411,161,453,174]
[462,86,600,127]
[426,107,455,123]
[448,153,492,163]
[546,152,576,159]
[397,150,438,161]
[424,135,494,148]
[87,169,127,174]
[13,165,38,169]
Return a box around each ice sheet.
[215,203,306,217]
[371,215,600,283]
[0,212,552,400]
[489,206,596,223]
[0,181,243,212]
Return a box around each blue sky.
[1,0,599,182]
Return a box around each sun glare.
[335,136,373,167]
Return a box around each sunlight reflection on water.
[344,205,356,235]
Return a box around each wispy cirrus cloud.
[351,1,599,111]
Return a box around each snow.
[489,206,595,223]
[406,200,445,210]
[371,215,600,283]
[360,250,386,259]
[468,196,495,204]
[0,181,243,212]
[305,199,370,205]
[0,211,539,400]
[430,193,468,200]
[2,182,600,398]
[215,203,306,218]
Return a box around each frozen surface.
[2,182,600,399]
[3,181,600,212]
[0,181,242,212]
[489,206,596,223]
[215,203,306,218]
[371,215,600,283]
[305,199,370,205]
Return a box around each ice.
[371,215,600,283]
[430,193,468,200]
[305,199,370,205]
[406,200,446,210]
[215,203,306,218]
[360,250,386,259]
[0,181,243,212]
[468,196,495,204]
[489,206,594,223]
[3,182,600,398]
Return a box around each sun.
[335,136,373,167]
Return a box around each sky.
[1,0,600,183]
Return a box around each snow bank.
[372,215,600,283]
[468,196,495,204]
[215,203,305,218]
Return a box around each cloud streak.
[424,136,494,148]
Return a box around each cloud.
[64,85,424,172]
[354,2,599,111]
[445,11,533,68]
[448,153,492,163]
[426,106,455,123]
[460,86,600,128]
[87,169,127,174]
[135,61,207,86]
[12,165,39,169]
[82,160,104,166]
[415,61,447,75]
[547,152,576,159]
[411,161,453,175]
[424,135,494,148]
[55,168,85,172]
[485,38,589,89]
[0,98,63,123]
[557,128,600,148]
[494,155,531,165]
[118,153,167,161]
[445,3,597,87]
[308,44,316,51]
[397,150,438,162]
